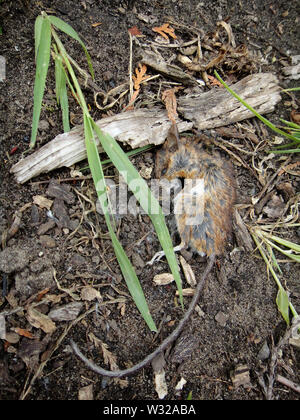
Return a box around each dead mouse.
[71,123,236,378]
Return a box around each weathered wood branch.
[10,73,281,184]
[10,109,192,184]
[177,73,281,129]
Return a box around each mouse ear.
[165,122,180,151]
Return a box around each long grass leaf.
[54,55,63,104]
[60,76,70,132]
[271,148,300,154]
[84,115,157,332]
[80,145,153,171]
[91,122,183,305]
[34,15,43,60]
[270,235,300,253]
[280,119,300,130]
[30,18,51,148]
[55,57,70,132]
[47,15,94,80]
[276,288,290,326]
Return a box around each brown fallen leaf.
[33,195,53,210]
[263,194,286,218]
[48,301,83,321]
[291,110,300,125]
[78,384,93,400]
[88,332,118,371]
[152,23,177,40]
[179,256,196,287]
[277,182,295,201]
[128,26,142,36]
[230,364,251,388]
[162,87,181,124]
[26,306,56,334]
[14,328,34,339]
[152,353,167,399]
[153,273,174,286]
[132,63,150,90]
[176,288,195,296]
[207,74,223,87]
[80,286,102,301]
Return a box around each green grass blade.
[281,87,300,92]
[54,55,63,104]
[91,121,183,306]
[270,235,300,253]
[30,18,51,148]
[84,115,157,332]
[80,145,153,171]
[271,148,300,154]
[276,288,290,326]
[55,58,70,132]
[267,243,282,274]
[34,15,43,59]
[280,119,300,130]
[47,15,94,80]
[60,75,70,132]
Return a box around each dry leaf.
[48,302,83,321]
[36,288,50,302]
[27,306,56,334]
[291,110,300,125]
[114,377,129,388]
[152,23,177,40]
[101,341,119,371]
[230,364,251,388]
[70,169,83,178]
[154,369,168,399]
[33,195,53,210]
[14,328,34,339]
[175,377,187,391]
[162,88,181,124]
[176,288,195,296]
[128,26,142,36]
[88,333,119,371]
[126,88,140,109]
[179,256,196,287]
[132,63,150,90]
[152,353,167,399]
[262,194,285,218]
[78,384,93,400]
[119,302,126,316]
[207,74,223,87]
[153,273,174,286]
[80,286,101,301]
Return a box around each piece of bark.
[10,109,192,184]
[177,73,281,129]
[140,49,197,86]
[233,209,254,252]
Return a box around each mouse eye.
[161,168,167,176]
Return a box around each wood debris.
[10,109,192,183]
[178,73,281,129]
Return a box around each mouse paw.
[146,250,166,265]
[146,243,185,266]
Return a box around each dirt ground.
[0,0,299,400]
